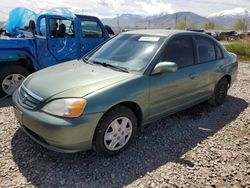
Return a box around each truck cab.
[0,14,111,97]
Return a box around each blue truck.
[0,13,113,97]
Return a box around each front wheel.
[93,106,138,156]
[209,77,229,106]
[0,65,30,97]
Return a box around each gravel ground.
[0,63,249,188]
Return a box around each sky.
[0,0,250,21]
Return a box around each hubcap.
[2,74,25,96]
[104,117,133,151]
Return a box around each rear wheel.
[0,65,30,97]
[93,106,137,156]
[209,77,229,106]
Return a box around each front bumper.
[12,91,104,153]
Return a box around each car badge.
[22,93,28,103]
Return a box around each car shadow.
[0,96,13,108]
[11,96,248,187]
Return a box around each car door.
[35,16,58,68]
[79,19,108,57]
[191,35,221,98]
[148,35,201,120]
[47,17,78,62]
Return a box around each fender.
[0,49,40,70]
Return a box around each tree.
[233,17,248,31]
[189,22,198,30]
[204,21,216,30]
[176,20,187,30]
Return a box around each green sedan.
[13,30,238,156]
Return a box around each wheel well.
[106,102,143,126]
[18,57,35,72]
[0,56,35,73]
[224,75,231,87]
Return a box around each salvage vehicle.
[13,30,238,156]
[0,13,112,97]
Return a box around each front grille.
[18,85,43,110]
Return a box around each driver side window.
[159,36,194,69]
[49,19,75,38]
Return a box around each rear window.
[195,36,216,63]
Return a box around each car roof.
[125,29,206,37]
[75,14,99,20]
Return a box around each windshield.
[87,34,166,72]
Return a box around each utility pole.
[147,20,151,29]
[116,14,120,33]
[175,13,178,29]
[184,16,187,28]
[244,9,249,31]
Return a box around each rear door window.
[215,43,224,60]
[195,36,216,63]
[81,21,103,38]
[160,36,195,69]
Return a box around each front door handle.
[189,73,197,79]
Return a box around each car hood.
[23,60,134,100]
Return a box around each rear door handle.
[189,73,197,79]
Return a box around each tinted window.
[160,36,194,68]
[81,21,103,38]
[49,19,74,38]
[195,36,216,63]
[215,43,223,60]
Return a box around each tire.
[0,65,30,97]
[93,106,138,156]
[209,77,229,106]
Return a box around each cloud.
[139,0,174,15]
[0,0,250,21]
[98,0,110,8]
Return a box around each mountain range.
[102,8,250,30]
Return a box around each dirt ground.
[0,63,249,188]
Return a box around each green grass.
[224,39,250,62]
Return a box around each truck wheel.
[0,65,30,97]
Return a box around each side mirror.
[152,62,178,75]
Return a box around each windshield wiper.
[92,61,129,73]
[82,57,93,65]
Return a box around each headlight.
[42,98,87,118]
